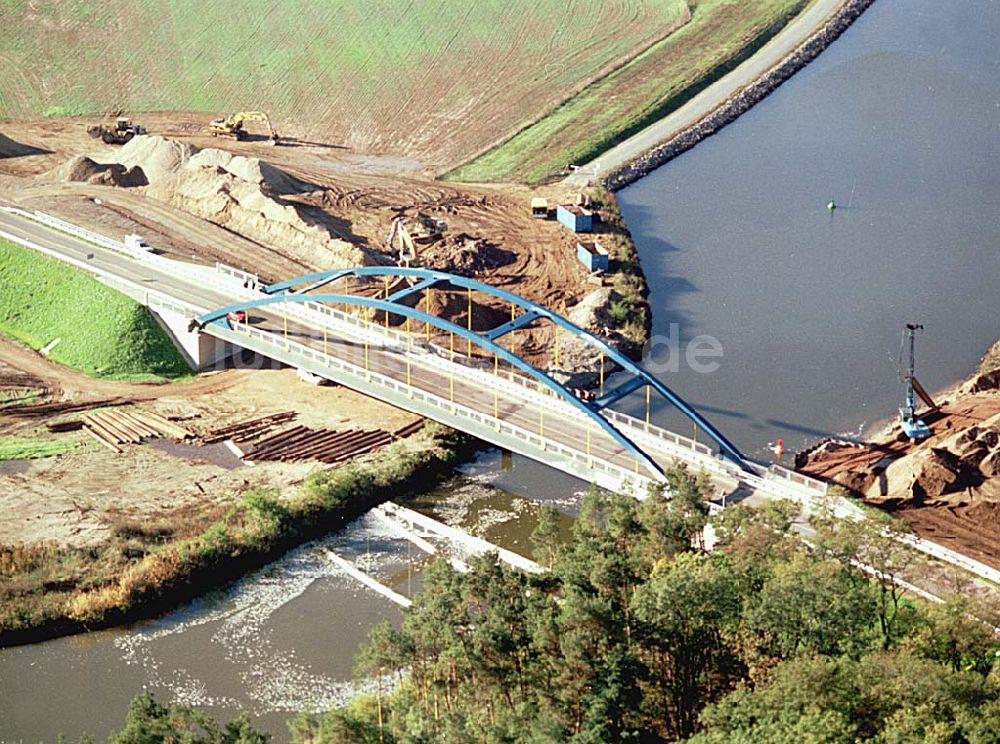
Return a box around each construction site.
[799,337,1000,571]
[0,111,648,559]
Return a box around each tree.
[108,692,269,744]
[741,551,878,660]
[355,621,411,743]
[907,595,1000,675]
[529,505,561,570]
[811,507,918,649]
[630,553,743,739]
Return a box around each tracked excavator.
[207,111,280,144]
[386,216,418,267]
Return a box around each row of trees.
[98,465,1000,742]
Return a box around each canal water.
[616,0,1000,460]
[3,1,999,739]
[0,455,582,741]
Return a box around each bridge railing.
[212,265,737,457]
[7,209,249,299]
[766,463,829,495]
[207,318,653,495]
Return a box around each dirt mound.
[116,135,198,184]
[544,287,629,387]
[109,136,367,268]
[0,132,44,158]
[148,165,366,268]
[863,413,1000,506]
[964,369,1000,394]
[420,234,515,277]
[185,147,310,195]
[48,155,147,187]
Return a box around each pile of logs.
[242,426,392,463]
[190,412,297,445]
[81,409,193,453]
[242,421,422,464]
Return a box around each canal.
[616,0,1000,460]
[3,0,999,739]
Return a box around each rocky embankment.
[604,0,877,191]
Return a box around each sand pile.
[185,147,309,195]
[116,136,198,184]
[153,165,366,267]
[864,412,1000,504]
[109,136,368,268]
[48,155,148,187]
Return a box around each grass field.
[0,238,191,380]
[0,436,80,460]
[448,0,809,183]
[0,0,688,168]
[0,0,809,179]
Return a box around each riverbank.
[0,422,479,647]
[599,0,875,191]
[798,337,1000,569]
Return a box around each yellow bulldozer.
[207,111,279,144]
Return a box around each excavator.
[207,111,280,144]
[386,216,418,267]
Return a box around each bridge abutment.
[150,307,241,371]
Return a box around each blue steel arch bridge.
[194,266,751,492]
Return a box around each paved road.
[9,209,1000,588]
[565,0,849,184]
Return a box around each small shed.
[556,204,593,233]
[576,240,608,272]
[530,197,549,219]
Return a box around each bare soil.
[0,342,419,548]
[799,348,1000,569]
[0,115,624,554]
[0,115,613,360]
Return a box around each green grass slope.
[0,238,191,381]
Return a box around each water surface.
[617,0,1000,459]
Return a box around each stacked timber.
[81,408,189,453]
[392,420,425,439]
[47,420,84,433]
[243,427,393,463]
[134,410,195,441]
[243,419,425,463]
[190,412,297,445]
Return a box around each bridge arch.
[200,267,749,473]
[196,291,670,480]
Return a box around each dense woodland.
[98,466,1000,743]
